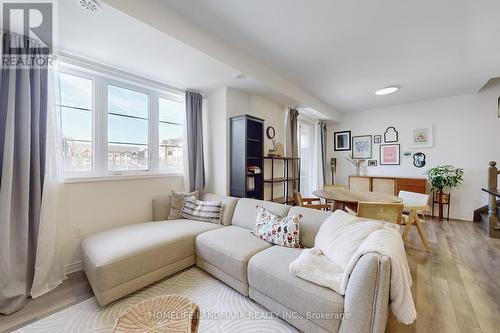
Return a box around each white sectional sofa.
[81,193,391,333]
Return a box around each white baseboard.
[65,261,83,275]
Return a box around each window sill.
[63,172,183,184]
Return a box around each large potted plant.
[425,165,464,220]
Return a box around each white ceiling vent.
[76,0,102,14]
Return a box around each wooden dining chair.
[347,202,404,224]
[293,191,331,211]
[398,190,430,221]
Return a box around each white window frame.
[58,59,185,180]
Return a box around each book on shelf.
[247,176,255,190]
[247,166,261,174]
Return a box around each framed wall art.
[410,125,433,148]
[374,135,382,144]
[334,131,351,151]
[413,152,426,168]
[352,135,372,159]
[368,160,378,166]
[384,127,398,143]
[380,144,400,165]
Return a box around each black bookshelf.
[263,156,300,204]
[230,115,264,200]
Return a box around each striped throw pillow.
[181,196,223,224]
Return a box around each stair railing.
[487,161,500,231]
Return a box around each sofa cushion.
[248,246,344,332]
[232,198,290,230]
[252,206,302,248]
[168,190,199,219]
[287,206,331,248]
[82,219,220,291]
[181,196,223,224]
[201,193,239,226]
[195,225,272,284]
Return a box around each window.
[299,120,314,196]
[58,72,93,172]
[107,85,149,171]
[57,63,185,178]
[158,97,184,172]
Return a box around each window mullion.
[150,92,159,172]
[94,77,108,176]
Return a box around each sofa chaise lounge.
[81,192,391,333]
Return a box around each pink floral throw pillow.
[252,206,303,248]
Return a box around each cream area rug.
[16,267,298,333]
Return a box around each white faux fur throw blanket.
[290,222,416,324]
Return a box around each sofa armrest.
[339,253,391,333]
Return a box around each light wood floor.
[1,218,499,333]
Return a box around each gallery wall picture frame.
[413,152,426,168]
[334,131,351,151]
[352,135,372,159]
[374,135,382,144]
[368,160,378,166]
[402,151,412,158]
[410,125,433,148]
[384,127,399,143]
[380,144,401,165]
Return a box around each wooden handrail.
[485,161,500,238]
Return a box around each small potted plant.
[425,165,464,220]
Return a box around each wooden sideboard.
[349,175,427,195]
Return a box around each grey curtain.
[286,108,299,158]
[319,121,328,184]
[185,91,205,191]
[286,108,299,193]
[0,33,48,314]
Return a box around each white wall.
[204,87,288,199]
[60,176,183,272]
[327,80,500,221]
[205,87,228,194]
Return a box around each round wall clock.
[266,126,275,139]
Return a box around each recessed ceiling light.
[375,86,399,96]
[233,73,247,79]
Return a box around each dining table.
[313,188,402,212]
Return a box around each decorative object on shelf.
[247,177,255,190]
[330,157,337,184]
[345,153,366,176]
[402,151,412,158]
[352,135,372,159]
[384,127,399,143]
[247,165,261,174]
[425,165,464,221]
[413,152,426,168]
[368,160,377,166]
[374,135,382,144]
[334,130,351,151]
[380,144,400,165]
[410,125,433,148]
[268,140,285,157]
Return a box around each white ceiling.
[56,0,298,108]
[161,0,500,112]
